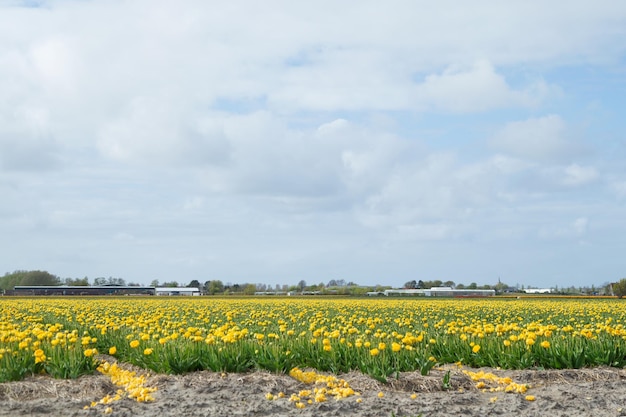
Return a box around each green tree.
[347,286,371,296]
[94,277,107,286]
[420,280,443,289]
[107,277,126,286]
[0,270,61,290]
[64,277,90,286]
[613,279,626,299]
[205,280,224,295]
[243,283,256,295]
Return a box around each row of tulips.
[1,297,626,383]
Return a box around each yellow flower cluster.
[265,367,360,408]
[462,369,529,394]
[2,296,626,389]
[83,348,98,357]
[96,361,157,403]
[84,360,156,412]
[33,348,46,364]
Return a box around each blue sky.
[1,0,625,288]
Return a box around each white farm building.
[368,287,495,298]
[523,288,553,294]
[155,287,200,296]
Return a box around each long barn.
[11,285,155,296]
[368,287,495,297]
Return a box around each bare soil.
[1,365,625,417]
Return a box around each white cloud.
[29,37,80,94]
[0,1,625,287]
[316,118,350,135]
[522,163,600,191]
[394,223,458,241]
[268,58,556,113]
[490,115,581,162]
[0,130,60,171]
[355,153,472,232]
[562,164,599,187]
[113,232,135,241]
[412,60,551,112]
[609,180,626,199]
[538,216,589,240]
[1,0,621,140]
[573,217,589,235]
[489,154,532,175]
[0,1,617,170]
[97,98,232,167]
[182,196,205,211]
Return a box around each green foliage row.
[5,321,626,384]
[0,270,61,291]
[3,297,626,384]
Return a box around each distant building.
[368,287,495,297]
[12,285,202,296]
[13,285,155,296]
[254,291,288,296]
[155,287,200,296]
[524,288,553,294]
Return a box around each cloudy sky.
[1,0,625,288]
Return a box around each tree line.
[3,270,626,298]
[0,271,131,291]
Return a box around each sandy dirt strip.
[1,365,625,417]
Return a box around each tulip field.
[2,296,626,387]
